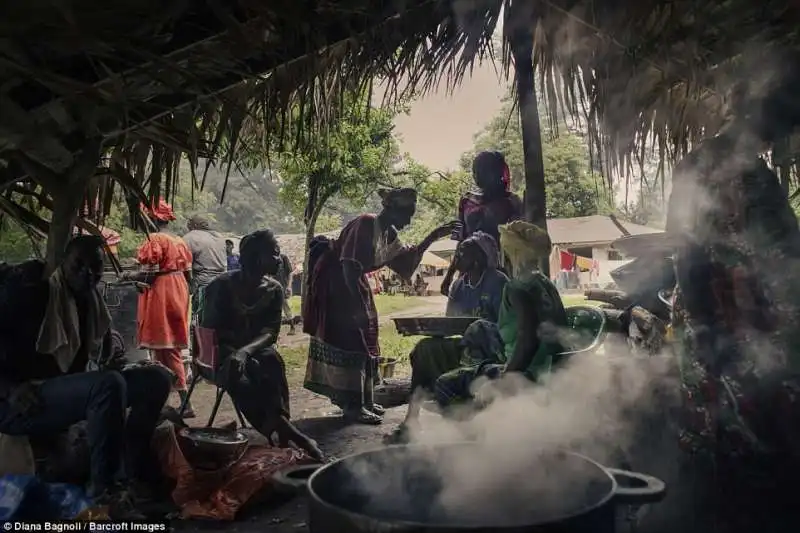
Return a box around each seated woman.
[433,221,567,409]
[199,230,323,461]
[387,232,508,441]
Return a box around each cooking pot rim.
[306,443,618,530]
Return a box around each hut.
[2,0,800,271]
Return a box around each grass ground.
[286,293,422,317]
[280,294,429,386]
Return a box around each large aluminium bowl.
[301,443,666,533]
[393,316,477,337]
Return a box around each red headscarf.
[141,199,176,222]
[501,162,511,192]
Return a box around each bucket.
[377,357,397,380]
[100,275,149,362]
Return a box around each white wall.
[591,246,609,261]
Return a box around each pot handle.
[607,468,667,504]
[271,464,322,493]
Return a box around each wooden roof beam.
[0,96,73,171]
[107,2,428,138]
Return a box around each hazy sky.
[392,61,509,172]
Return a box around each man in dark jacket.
[0,236,172,519]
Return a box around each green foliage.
[276,95,399,229]
[618,184,668,228]
[103,203,143,260]
[459,99,606,218]
[203,167,299,235]
[315,212,343,232]
[0,218,40,262]
[392,159,470,244]
[393,95,608,246]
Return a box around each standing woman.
[303,188,456,425]
[441,151,522,295]
[121,200,194,417]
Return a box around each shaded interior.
[310,446,613,527]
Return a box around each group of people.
[0,148,573,519]
[301,150,569,434]
[0,204,310,519]
[120,210,296,418]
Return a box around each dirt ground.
[172,394,415,533]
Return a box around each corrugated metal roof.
[426,216,663,254]
[547,215,662,245]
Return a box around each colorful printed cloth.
[302,214,421,409]
[0,475,90,520]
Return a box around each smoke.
[340,337,680,526]
[353,7,800,526]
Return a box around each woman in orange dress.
[121,199,194,416]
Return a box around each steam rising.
[362,11,800,525]
[342,343,680,526]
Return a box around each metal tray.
[392,316,476,337]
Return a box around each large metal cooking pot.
[289,443,666,533]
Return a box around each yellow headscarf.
[498,220,552,270]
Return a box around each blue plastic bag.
[0,475,90,520]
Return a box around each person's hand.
[429,221,460,241]
[8,382,41,416]
[117,271,130,282]
[103,351,127,371]
[229,349,249,377]
[440,278,451,297]
[303,438,325,463]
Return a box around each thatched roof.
[2,0,800,215]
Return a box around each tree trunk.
[512,33,550,276]
[301,208,321,304]
[45,191,84,270]
[20,138,103,273]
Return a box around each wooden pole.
[18,138,103,272]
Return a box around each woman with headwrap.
[120,200,195,417]
[441,151,522,296]
[432,221,567,408]
[303,188,457,425]
[387,231,509,442]
[200,230,323,460]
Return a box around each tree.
[276,93,399,291]
[203,167,298,235]
[460,97,605,219]
[391,158,470,243]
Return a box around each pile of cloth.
[154,423,315,520]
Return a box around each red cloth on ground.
[136,233,191,350]
[154,424,313,520]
